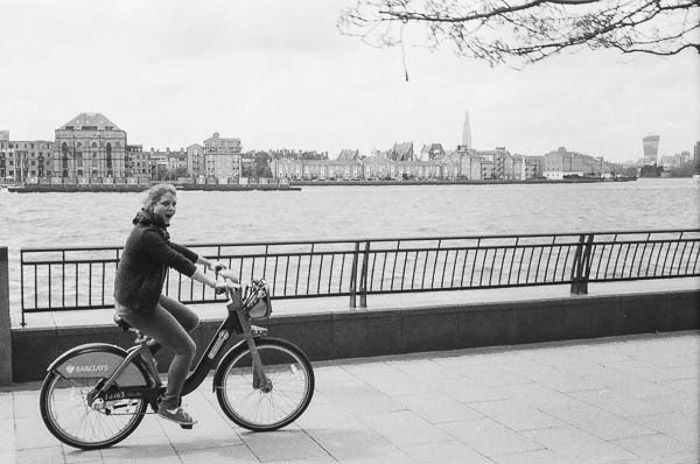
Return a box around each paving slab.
[3,331,698,464]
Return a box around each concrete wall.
[11,289,699,384]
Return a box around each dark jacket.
[114,210,198,312]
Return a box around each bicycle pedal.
[179,423,193,430]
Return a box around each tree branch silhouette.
[338,0,700,67]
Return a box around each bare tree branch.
[338,0,700,66]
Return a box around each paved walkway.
[2,331,698,464]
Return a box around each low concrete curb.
[11,289,699,383]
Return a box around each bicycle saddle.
[113,314,133,332]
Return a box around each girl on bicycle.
[114,183,236,426]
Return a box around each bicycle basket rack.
[228,280,272,319]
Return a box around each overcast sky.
[1,0,698,162]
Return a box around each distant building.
[513,155,544,180]
[453,147,482,180]
[544,147,600,179]
[473,147,516,180]
[54,113,127,180]
[461,111,472,149]
[362,154,394,179]
[149,147,187,180]
[203,132,242,182]
[388,142,413,161]
[418,143,445,161]
[125,144,150,180]
[0,130,9,142]
[337,149,360,162]
[187,144,205,178]
[270,158,301,180]
[9,140,54,183]
[642,135,660,166]
[0,138,15,181]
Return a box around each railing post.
[349,242,359,308]
[0,247,13,386]
[359,241,370,308]
[571,233,594,295]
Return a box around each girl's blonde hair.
[142,183,177,210]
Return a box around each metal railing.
[18,229,700,325]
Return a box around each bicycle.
[39,278,315,450]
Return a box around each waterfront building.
[187,144,205,178]
[462,111,473,149]
[9,140,54,183]
[395,159,442,179]
[480,155,495,180]
[337,149,360,162]
[544,147,599,179]
[453,147,482,180]
[270,158,303,180]
[53,113,127,181]
[642,135,660,166]
[513,155,545,180]
[125,144,150,181]
[474,147,515,180]
[149,147,187,180]
[660,154,681,171]
[418,143,445,161]
[0,138,13,181]
[329,159,362,179]
[0,134,54,183]
[301,160,327,179]
[362,154,394,179]
[203,132,242,182]
[438,156,459,178]
[388,142,414,161]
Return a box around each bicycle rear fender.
[47,343,148,386]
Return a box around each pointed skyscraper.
[462,111,472,149]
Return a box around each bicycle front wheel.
[215,338,314,431]
[40,349,148,450]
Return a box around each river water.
[2,179,699,252]
[2,178,699,319]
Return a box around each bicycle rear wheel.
[40,349,148,450]
[215,338,314,431]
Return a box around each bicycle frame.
[79,290,270,410]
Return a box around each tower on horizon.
[642,135,660,166]
[461,111,472,149]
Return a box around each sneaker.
[157,404,196,426]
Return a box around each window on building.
[106,144,112,169]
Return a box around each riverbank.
[6,183,301,193]
[2,176,638,192]
[290,177,637,187]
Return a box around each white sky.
[1,0,698,162]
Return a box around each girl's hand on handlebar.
[209,260,227,273]
[218,268,240,284]
[214,280,239,295]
